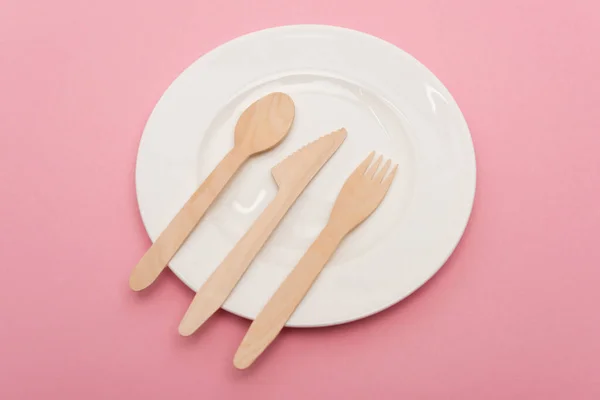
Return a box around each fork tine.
[374,159,391,182]
[356,151,375,174]
[382,164,398,190]
[366,155,383,178]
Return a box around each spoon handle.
[129,147,247,291]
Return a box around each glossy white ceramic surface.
[136,25,476,327]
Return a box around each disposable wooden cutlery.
[129,93,295,291]
[233,152,397,369]
[178,128,348,336]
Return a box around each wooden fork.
[233,152,398,369]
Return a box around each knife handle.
[233,224,343,369]
[178,191,294,336]
[129,147,247,291]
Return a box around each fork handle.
[129,147,247,291]
[233,224,344,369]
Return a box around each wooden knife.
[178,128,347,336]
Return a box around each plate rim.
[135,23,477,327]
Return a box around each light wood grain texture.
[178,128,347,336]
[233,152,398,369]
[129,92,295,291]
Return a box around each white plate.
[136,25,476,327]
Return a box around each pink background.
[1,0,599,398]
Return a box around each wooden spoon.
[129,92,295,291]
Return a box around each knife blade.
[178,128,347,336]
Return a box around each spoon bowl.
[234,92,295,155]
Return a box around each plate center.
[195,72,415,267]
